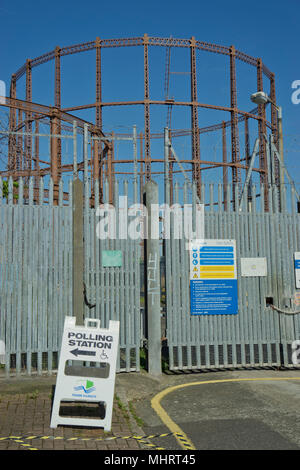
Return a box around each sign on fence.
[50,317,119,431]
[241,257,267,277]
[190,239,238,315]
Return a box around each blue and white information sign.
[295,252,300,289]
[190,239,238,315]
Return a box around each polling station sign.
[50,317,119,431]
[190,239,238,315]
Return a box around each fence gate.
[83,179,141,373]
[165,182,300,371]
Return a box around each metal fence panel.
[0,177,141,376]
[165,183,300,370]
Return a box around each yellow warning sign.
[193,274,199,279]
[193,267,198,272]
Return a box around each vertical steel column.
[143,34,151,181]
[101,146,107,204]
[95,38,103,201]
[139,132,144,203]
[222,121,228,210]
[34,116,40,197]
[25,59,32,175]
[244,117,252,205]
[190,37,201,197]
[106,141,113,205]
[73,120,78,178]
[110,132,115,205]
[50,113,59,205]
[257,58,268,210]
[16,109,23,171]
[54,47,61,109]
[92,132,99,204]
[133,125,138,203]
[54,46,61,177]
[95,37,102,130]
[229,45,241,197]
[8,75,17,174]
[270,73,279,186]
[168,129,174,205]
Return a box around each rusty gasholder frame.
[3,35,279,208]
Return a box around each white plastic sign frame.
[50,317,119,431]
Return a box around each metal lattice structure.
[2,35,279,205]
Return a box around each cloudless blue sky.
[0,0,299,192]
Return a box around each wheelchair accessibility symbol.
[100,351,109,360]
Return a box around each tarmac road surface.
[131,370,300,450]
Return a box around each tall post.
[222,121,228,210]
[270,73,279,180]
[139,132,144,204]
[92,131,99,205]
[95,37,102,130]
[229,45,240,202]
[108,134,114,205]
[144,34,151,181]
[277,106,284,210]
[72,178,84,325]
[257,58,268,210]
[144,180,161,376]
[25,59,32,175]
[54,46,62,175]
[17,109,23,171]
[73,120,78,178]
[50,113,59,205]
[164,128,170,206]
[190,37,201,198]
[8,75,17,174]
[168,129,174,205]
[244,117,252,206]
[34,116,40,195]
[133,125,138,203]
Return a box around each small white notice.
[241,257,267,277]
[50,317,119,431]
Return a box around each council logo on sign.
[73,380,96,398]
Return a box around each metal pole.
[72,178,84,325]
[164,127,170,205]
[133,125,138,203]
[277,106,284,208]
[73,120,77,178]
[144,180,161,376]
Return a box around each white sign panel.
[50,317,119,431]
[295,252,300,289]
[241,257,267,277]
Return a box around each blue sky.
[0,0,299,195]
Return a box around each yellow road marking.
[151,377,300,451]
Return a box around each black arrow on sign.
[70,348,96,358]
